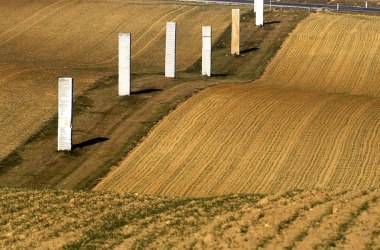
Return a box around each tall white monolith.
[256,0,264,26]
[165,22,176,78]
[202,26,212,77]
[58,77,73,151]
[119,33,131,96]
[231,9,240,55]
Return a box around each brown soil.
[0,188,379,249]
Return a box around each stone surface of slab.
[231,9,240,55]
[119,33,131,96]
[58,77,73,151]
[256,0,264,26]
[165,22,176,78]
[202,26,212,77]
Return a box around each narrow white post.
[202,26,212,77]
[119,33,131,96]
[365,0,368,8]
[165,22,176,78]
[256,0,264,26]
[337,2,340,10]
[231,9,240,55]
[58,77,73,151]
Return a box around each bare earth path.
[96,13,380,197]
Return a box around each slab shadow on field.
[240,47,259,54]
[264,20,281,25]
[211,73,229,77]
[133,88,162,95]
[72,137,109,150]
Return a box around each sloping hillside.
[261,13,380,97]
[1,188,379,249]
[95,13,380,197]
[0,0,233,160]
[0,5,306,191]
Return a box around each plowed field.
[96,13,380,197]
[0,0,234,160]
[262,14,380,97]
[1,188,379,249]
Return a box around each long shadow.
[73,137,109,150]
[240,47,259,54]
[133,88,162,95]
[211,73,229,77]
[264,20,281,25]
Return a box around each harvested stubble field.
[0,0,234,161]
[1,188,380,249]
[96,13,380,197]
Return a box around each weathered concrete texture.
[231,9,240,55]
[165,22,176,78]
[58,77,73,151]
[119,33,131,96]
[256,0,264,26]
[202,26,212,77]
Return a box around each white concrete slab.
[119,33,131,96]
[256,0,264,26]
[231,9,240,55]
[202,26,212,77]
[165,22,176,78]
[58,77,73,151]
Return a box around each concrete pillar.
[119,33,131,96]
[231,9,240,55]
[165,22,176,78]
[202,26,212,77]
[256,0,264,26]
[58,77,73,151]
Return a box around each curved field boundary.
[95,83,380,196]
[96,13,380,197]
